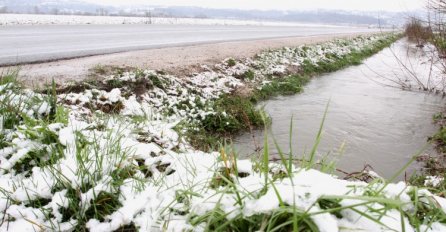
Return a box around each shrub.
[405,19,433,43]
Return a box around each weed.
[242,70,255,80]
[252,75,309,102]
[202,95,265,133]
[0,71,19,86]
[146,74,165,90]
[190,208,318,232]
[174,94,268,151]
[92,65,107,75]
[405,19,433,44]
[227,58,237,67]
[105,78,125,89]
[179,125,223,151]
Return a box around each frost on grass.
[424,175,445,187]
[3,34,446,232]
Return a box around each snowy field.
[2,33,446,231]
[0,13,346,27]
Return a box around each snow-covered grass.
[3,33,442,232]
[0,13,348,27]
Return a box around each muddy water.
[233,40,445,178]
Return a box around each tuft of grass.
[409,111,446,195]
[178,124,224,152]
[92,64,108,75]
[432,36,446,55]
[430,127,446,153]
[227,58,237,67]
[176,94,269,151]
[251,75,309,102]
[200,94,266,134]
[0,71,20,86]
[105,78,126,89]
[189,207,319,232]
[405,18,433,44]
[148,74,166,90]
[242,70,255,80]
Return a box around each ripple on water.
[234,40,445,178]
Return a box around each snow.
[0,139,43,173]
[121,96,145,116]
[311,212,338,232]
[421,223,446,232]
[3,33,446,232]
[48,123,64,132]
[339,201,414,232]
[107,88,121,103]
[2,218,43,232]
[36,101,50,115]
[4,205,46,231]
[425,175,444,187]
[80,176,113,214]
[48,190,69,220]
[0,14,350,27]
[121,138,162,160]
[433,195,446,213]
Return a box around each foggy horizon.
[81,0,424,12]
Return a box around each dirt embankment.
[1,32,378,88]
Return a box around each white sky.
[84,0,425,12]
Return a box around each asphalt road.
[0,24,377,66]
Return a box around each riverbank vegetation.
[405,19,433,45]
[46,33,402,152]
[4,33,445,232]
[401,0,446,194]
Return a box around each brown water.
[233,40,445,178]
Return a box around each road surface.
[0,24,377,66]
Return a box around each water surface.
[234,40,445,178]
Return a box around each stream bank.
[234,39,445,179]
[4,33,443,232]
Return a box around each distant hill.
[0,0,417,26]
[156,7,384,26]
[0,0,111,15]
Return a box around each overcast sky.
[84,0,425,11]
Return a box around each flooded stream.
[234,39,445,178]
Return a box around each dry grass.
[405,19,433,45]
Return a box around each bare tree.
[427,0,446,55]
[370,1,446,95]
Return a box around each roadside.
[0,13,355,27]
[49,33,400,151]
[1,32,380,88]
[3,33,446,232]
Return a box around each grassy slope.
[188,33,401,150]
[4,34,431,232]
